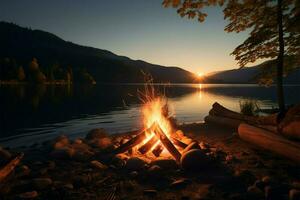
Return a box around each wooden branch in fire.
[153,123,181,162]
[171,137,188,149]
[152,144,163,157]
[114,124,155,154]
[138,136,158,154]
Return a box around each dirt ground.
[0,122,299,200]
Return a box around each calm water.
[1,84,300,147]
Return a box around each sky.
[0,0,262,74]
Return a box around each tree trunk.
[277,0,286,116]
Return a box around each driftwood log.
[211,102,278,125]
[205,115,241,129]
[209,102,300,140]
[0,153,24,184]
[238,123,300,163]
[153,123,181,162]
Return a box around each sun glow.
[197,72,203,77]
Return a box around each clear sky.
[0,0,262,74]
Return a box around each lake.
[1,84,300,147]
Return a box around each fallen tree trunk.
[212,102,277,125]
[238,123,300,164]
[205,115,242,129]
[0,153,24,184]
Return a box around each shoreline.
[0,122,299,199]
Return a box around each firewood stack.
[114,122,192,162]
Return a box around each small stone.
[180,149,211,171]
[151,159,178,170]
[265,186,284,200]
[90,160,108,170]
[52,135,69,149]
[19,191,38,199]
[111,155,126,168]
[93,137,112,149]
[254,180,265,191]
[247,185,264,199]
[86,128,108,140]
[73,175,91,188]
[73,138,83,144]
[225,155,235,162]
[143,189,157,197]
[50,147,75,159]
[289,189,300,200]
[32,178,52,190]
[63,183,74,190]
[47,161,56,170]
[39,168,48,175]
[234,170,256,185]
[17,165,31,177]
[170,178,190,189]
[73,151,94,162]
[292,181,300,190]
[125,157,146,171]
[148,165,161,173]
[130,171,138,178]
[262,176,273,185]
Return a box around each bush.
[239,100,259,116]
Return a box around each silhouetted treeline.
[0,57,96,84]
[0,22,196,83]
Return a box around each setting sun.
[197,72,203,77]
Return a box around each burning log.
[138,136,158,154]
[171,137,188,149]
[0,153,24,184]
[238,123,300,163]
[114,125,154,154]
[152,144,163,157]
[153,123,181,162]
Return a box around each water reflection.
[0,84,299,147]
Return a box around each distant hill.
[203,59,300,84]
[0,21,196,83]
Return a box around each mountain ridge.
[0,21,197,83]
[203,60,300,84]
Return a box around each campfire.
[114,83,192,162]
